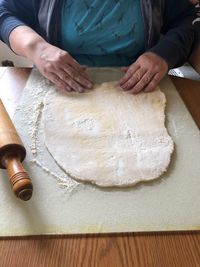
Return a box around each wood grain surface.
[0,67,200,267]
[0,233,200,267]
[172,76,200,129]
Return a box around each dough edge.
[43,82,174,187]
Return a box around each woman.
[0,0,199,93]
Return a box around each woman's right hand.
[34,43,93,92]
[9,26,93,92]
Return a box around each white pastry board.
[0,68,200,236]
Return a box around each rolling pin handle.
[3,154,33,201]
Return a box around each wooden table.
[0,67,200,267]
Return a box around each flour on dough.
[43,82,174,187]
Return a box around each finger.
[121,66,129,73]
[119,64,139,86]
[50,73,73,92]
[128,71,155,94]
[120,68,146,91]
[63,61,89,80]
[81,65,87,70]
[64,54,89,75]
[62,65,93,90]
[144,73,162,92]
[56,70,85,93]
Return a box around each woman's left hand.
[119,52,168,94]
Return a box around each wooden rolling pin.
[0,99,33,201]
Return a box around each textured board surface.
[0,68,200,236]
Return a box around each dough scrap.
[43,82,174,187]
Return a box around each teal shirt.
[60,0,145,67]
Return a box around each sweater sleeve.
[149,1,200,69]
[0,0,37,46]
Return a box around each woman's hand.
[9,26,93,93]
[189,0,198,4]
[119,52,168,94]
[34,43,93,92]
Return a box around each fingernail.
[78,88,84,93]
[121,85,127,91]
[130,90,139,95]
[86,82,93,89]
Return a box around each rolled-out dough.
[43,82,174,187]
